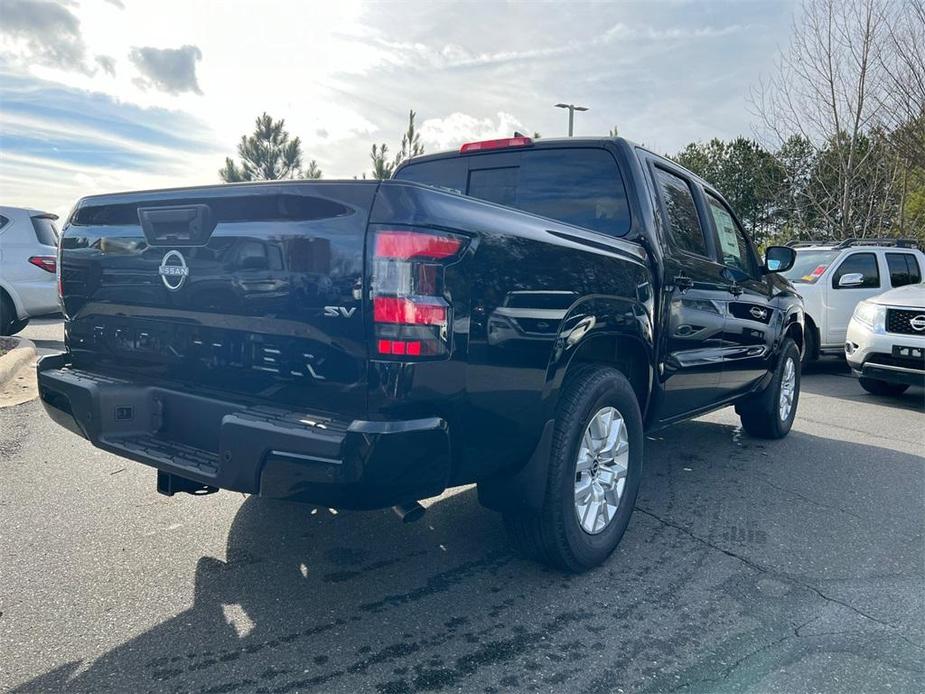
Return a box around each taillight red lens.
[375,231,462,260]
[460,136,533,153]
[28,256,56,273]
[373,297,447,325]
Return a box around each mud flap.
[476,418,554,513]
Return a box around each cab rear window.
[396,148,631,237]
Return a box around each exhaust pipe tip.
[392,501,426,523]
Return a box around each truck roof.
[399,135,717,190]
[403,135,640,165]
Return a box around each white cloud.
[0,0,92,73]
[0,110,220,162]
[420,112,527,150]
[129,44,203,95]
[602,22,750,42]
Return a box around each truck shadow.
[13,419,925,693]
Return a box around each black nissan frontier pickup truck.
[39,136,803,571]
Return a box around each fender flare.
[0,278,25,319]
[542,294,655,420]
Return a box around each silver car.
[0,205,60,335]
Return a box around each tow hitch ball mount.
[157,470,219,497]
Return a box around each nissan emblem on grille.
[910,314,925,332]
[158,250,189,291]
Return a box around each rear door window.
[832,252,880,289]
[652,167,708,257]
[394,156,468,195]
[886,252,922,287]
[396,148,632,237]
[31,216,59,247]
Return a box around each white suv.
[846,283,925,395]
[0,205,60,336]
[780,239,925,363]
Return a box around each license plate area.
[892,345,925,361]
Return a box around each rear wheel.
[858,377,909,397]
[737,338,800,439]
[503,367,643,572]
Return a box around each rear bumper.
[37,354,451,509]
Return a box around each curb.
[0,337,38,389]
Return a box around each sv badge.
[323,306,357,318]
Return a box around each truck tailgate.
[60,181,378,419]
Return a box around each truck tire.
[503,367,643,572]
[858,377,909,397]
[737,338,800,439]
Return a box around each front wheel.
[858,377,909,397]
[503,367,643,572]
[737,338,801,439]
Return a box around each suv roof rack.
[833,237,921,250]
[785,238,921,250]
[786,239,835,248]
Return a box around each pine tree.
[220,113,321,181]
[304,160,322,179]
[370,143,393,180]
[369,109,424,180]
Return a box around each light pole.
[555,103,589,137]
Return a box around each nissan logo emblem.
[158,250,189,291]
[909,314,925,332]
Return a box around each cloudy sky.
[0,0,796,218]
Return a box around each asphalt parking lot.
[1,319,923,693]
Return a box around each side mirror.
[763,246,796,273]
[838,272,864,288]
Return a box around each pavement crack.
[635,507,771,576]
[635,506,925,651]
[669,633,793,692]
[743,474,866,521]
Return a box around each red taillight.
[373,297,447,325]
[459,136,532,153]
[378,339,422,356]
[28,256,56,273]
[371,228,465,359]
[375,231,462,260]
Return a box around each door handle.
[674,274,694,292]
